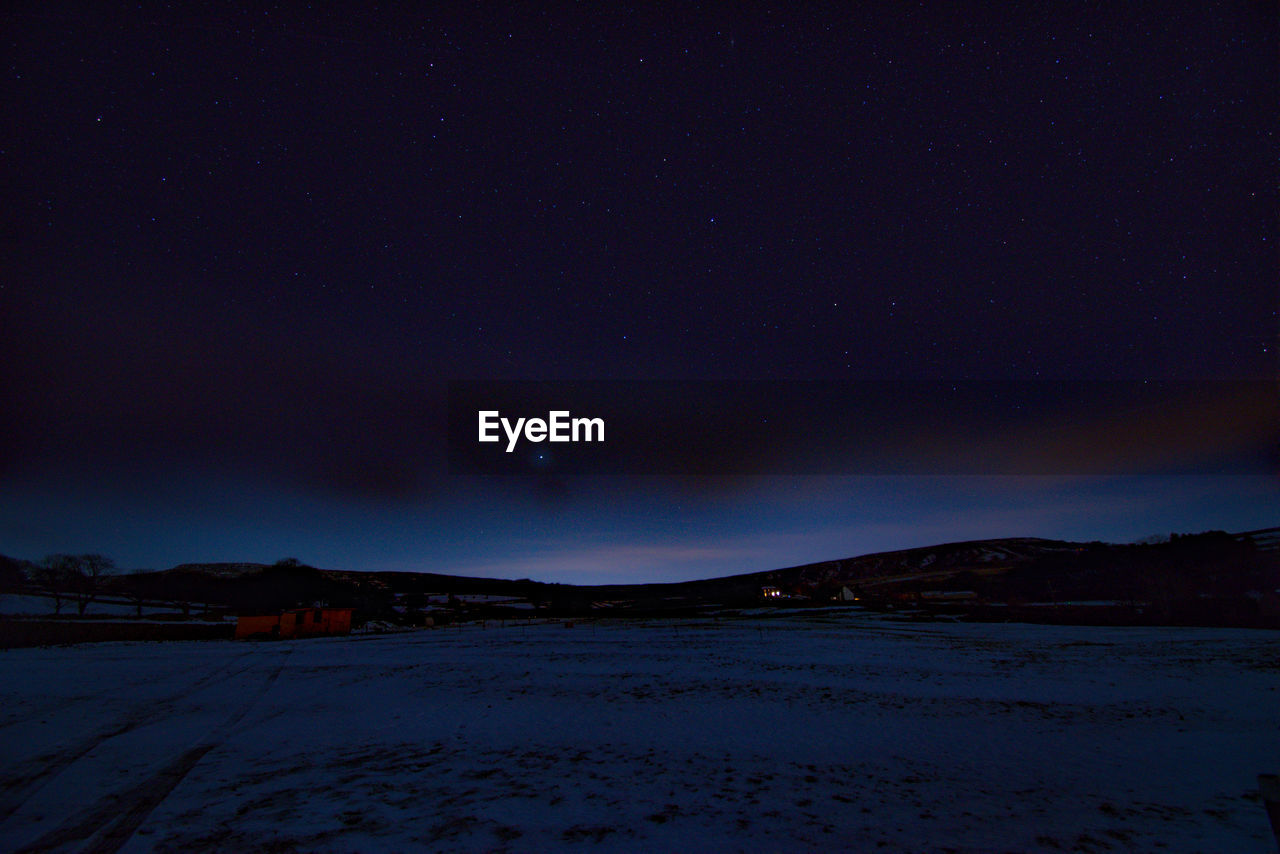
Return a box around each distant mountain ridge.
[4,528,1277,628]
[749,536,1081,589]
[164,562,273,579]
[156,537,1077,590]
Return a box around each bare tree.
[123,568,152,618]
[70,554,114,616]
[35,555,77,615]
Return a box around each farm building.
[235,607,353,640]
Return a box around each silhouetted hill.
[4,527,1277,627]
[164,562,271,579]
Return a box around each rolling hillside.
[3,528,1277,628]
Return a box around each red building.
[235,607,353,639]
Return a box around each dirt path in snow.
[0,649,260,824]
[4,647,290,853]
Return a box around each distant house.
[761,586,783,599]
[235,607,353,640]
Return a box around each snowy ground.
[0,595,143,617]
[0,612,1277,852]
[0,595,225,620]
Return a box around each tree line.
[29,554,117,616]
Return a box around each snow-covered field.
[0,595,144,618]
[0,612,1276,852]
[0,595,225,620]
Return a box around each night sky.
[2,4,1276,582]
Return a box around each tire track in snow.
[0,649,260,823]
[0,650,257,732]
[13,647,292,853]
